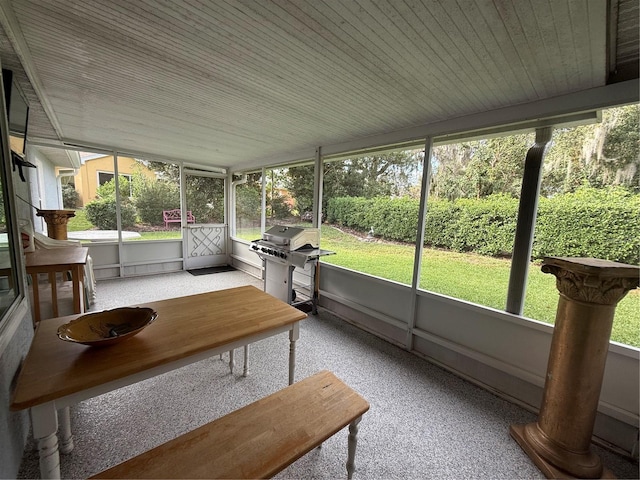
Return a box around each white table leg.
[58,407,74,454]
[228,349,234,374]
[31,402,61,479]
[242,344,249,377]
[346,416,362,480]
[288,322,299,385]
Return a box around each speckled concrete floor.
[17,270,639,479]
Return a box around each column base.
[509,424,615,479]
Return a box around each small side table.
[25,247,89,323]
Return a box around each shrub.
[135,181,180,226]
[449,195,518,256]
[85,198,137,230]
[61,184,79,209]
[96,176,132,200]
[423,200,460,248]
[533,187,640,264]
[326,188,639,264]
[367,197,420,242]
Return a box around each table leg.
[48,273,58,318]
[346,416,362,480]
[58,406,74,454]
[242,344,249,377]
[31,273,41,323]
[71,265,83,314]
[31,402,61,479]
[288,322,300,385]
[228,349,235,374]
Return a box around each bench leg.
[288,322,299,385]
[346,416,362,479]
[242,344,249,377]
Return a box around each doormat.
[187,266,236,276]
[294,302,314,314]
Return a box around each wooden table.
[25,247,89,322]
[10,285,307,479]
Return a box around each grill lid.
[262,225,319,250]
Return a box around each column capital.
[36,209,76,224]
[542,257,640,305]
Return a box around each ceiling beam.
[233,79,639,171]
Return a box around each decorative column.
[36,209,75,240]
[510,257,640,479]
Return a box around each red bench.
[163,209,195,228]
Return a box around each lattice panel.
[188,226,225,257]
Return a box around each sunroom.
[0,1,638,479]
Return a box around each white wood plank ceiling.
[0,0,637,171]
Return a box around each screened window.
[525,104,639,347]
[69,156,183,241]
[121,158,182,241]
[265,163,314,230]
[419,132,532,308]
[321,148,424,285]
[234,172,262,241]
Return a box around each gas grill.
[249,225,335,313]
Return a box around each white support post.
[312,147,323,228]
[405,138,434,351]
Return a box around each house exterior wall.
[74,156,154,206]
[32,148,60,209]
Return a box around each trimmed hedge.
[533,188,640,265]
[325,187,639,264]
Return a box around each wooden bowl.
[57,307,158,346]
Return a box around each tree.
[541,104,639,195]
[320,150,423,206]
[235,172,262,227]
[430,134,532,200]
[285,165,314,217]
[430,104,639,200]
[600,104,639,192]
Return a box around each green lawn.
[67,213,640,347]
[320,225,639,348]
[67,209,181,240]
[66,209,93,231]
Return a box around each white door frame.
[182,168,228,270]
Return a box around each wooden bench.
[162,209,195,228]
[91,370,369,479]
